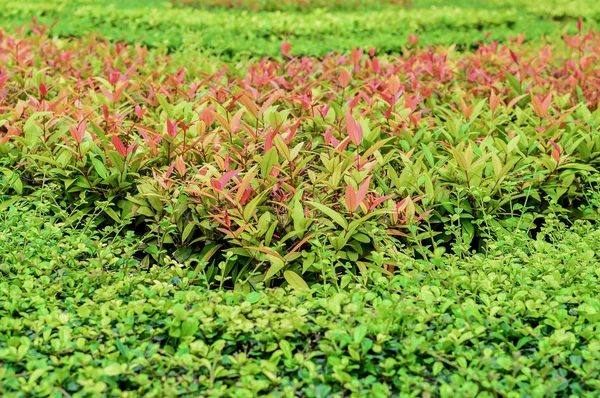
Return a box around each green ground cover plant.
[2,2,600,396]
[0,0,596,57]
[171,0,411,12]
[2,195,600,396]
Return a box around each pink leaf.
[174,155,187,176]
[388,75,401,96]
[219,170,240,189]
[350,48,363,66]
[345,176,371,212]
[166,118,178,138]
[201,107,215,127]
[345,110,363,146]
[134,104,146,119]
[339,69,351,89]
[281,42,292,57]
[490,92,501,113]
[39,82,47,98]
[112,135,127,157]
[356,176,372,208]
[549,139,561,162]
[370,194,393,210]
[345,183,358,212]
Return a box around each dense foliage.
[2,197,600,396]
[1,0,597,57]
[2,22,600,288]
[171,0,411,11]
[2,1,600,396]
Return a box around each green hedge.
[2,196,600,396]
[0,0,593,58]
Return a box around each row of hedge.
[0,0,595,57]
[4,25,600,288]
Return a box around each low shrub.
[0,0,591,57]
[2,23,600,287]
[171,0,411,12]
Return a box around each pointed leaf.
[284,271,310,290]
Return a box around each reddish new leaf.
[112,135,127,157]
[345,110,363,146]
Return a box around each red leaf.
[174,155,187,176]
[339,69,351,88]
[112,135,127,157]
[408,34,420,46]
[345,110,363,146]
[355,176,372,208]
[345,176,371,212]
[549,139,561,163]
[345,182,358,212]
[219,170,240,189]
[281,42,292,57]
[39,82,47,98]
[201,107,215,127]
[489,92,501,113]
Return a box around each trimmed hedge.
[3,25,600,287]
[2,197,600,396]
[0,0,593,57]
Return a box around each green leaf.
[261,147,278,179]
[283,270,309,290]
[264,256,285,281]
[181,318,199,337]
[245,291,261,304]
[115,339,130,359]
[182,223,195,243]
[157,93,174,119]
[23,112,51,146]
[243,190,268,222]
[174,247,192,262]
[0,197,20,210]
[308,201,348,229]
[503,71,522,95]
[104,207,121,223]
[353,325,367,344]
[92,158,109,179]
[108,150,125,171]
[507,135,520,153]
[421,143,435,167]
[104,363,122,377]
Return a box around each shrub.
[171,0,411,12]
[0,0,589,57]
[2,23,600,286]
